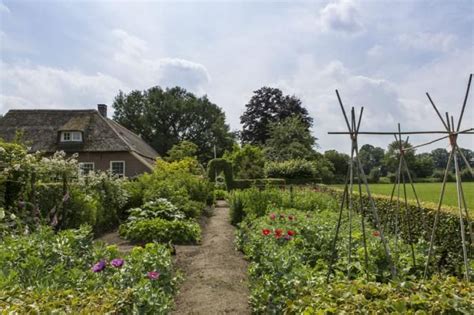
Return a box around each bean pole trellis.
[326,74,473,282]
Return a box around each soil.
[171,200,250,314]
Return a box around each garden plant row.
[230,187,473,314]
[0,140,215,313]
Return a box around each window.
[78,162,94,176]
[110,161,125,177]
[61,131,82,142]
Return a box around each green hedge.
[321,186,471,275]
[232,178,286,190]
[119,218,201,244]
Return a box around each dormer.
[57,115,90,148]
[60,130,83,142]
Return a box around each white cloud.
[398,32,457,52]
[0,2,10,14]
[367,44,383,57]
[106,29,210,94]
[0,62,124,113]
[317,0,364,34]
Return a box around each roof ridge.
[105,118,158,160]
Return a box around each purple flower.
[111,258,124,268]
[147,271,160,280]
[92,260,106,272]
[284,235,292,241]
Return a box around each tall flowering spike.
[147,271,160,280]
[111,258,124,268]
[92,260,106,272]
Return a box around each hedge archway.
[208,158,233,190]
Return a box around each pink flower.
[147,271,160,280]
[111,258,124,268]
[275,229,283,238]
[92,260,106,272]
[269,213,276,220]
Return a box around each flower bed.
[0,226,179,313]
[233,188,473,313]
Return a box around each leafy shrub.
[264,159,316,179]
[229,191,245,225]
[119,218,201,244]
[128,198,185,221]
[368,168,381,183]
[0,226,180,313]
[232,178,286,189]
[214,189,228,200]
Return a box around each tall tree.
[264,115,316,161]
[383,140,416,174]
[240,87,313,145]
[324,150,349,177]
[431,148,449,169]
[113,86,235,162]
[223,144,265,179]
[413,153,435,178]
[359,144,385,174]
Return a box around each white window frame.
[61,131,82,142]
[110,160,126,177]
[78,162,95,176]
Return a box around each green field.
[333,182,473,212]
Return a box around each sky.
[0,0,473,153]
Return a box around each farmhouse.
[0,104,158,177]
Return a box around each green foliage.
[166,140,198,162]
[240,87,313,145]
[232,178,286,190]
[119,218,201,244]
[112,86,235,162]
[135,158,211,219]
[264,115,316,161]
[264,159,316,179]
[368,168,381,183]
[359,144,385,175]
[207,158,233,189]
[127,198,185,221]
[384,140,416,174]
[324,149,349,180]
[0,226,179,313]
[214,189,228,200]
[223,144,265,179]
[413,152,435,178]
[235,188,471,313]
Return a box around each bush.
[461,169,473,182]
[127,198,185,221]
[119,218,201,244]
[214,189,228,200]
[229,192,245,226]
[264,159,316,180]
[368,168,381,183]
[232,178,286,189]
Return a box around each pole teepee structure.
[424,74,473,281]
[326,91,396,282]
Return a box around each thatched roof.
[0,109,158,160]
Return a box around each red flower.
[262,228,271,236]
[279,214,285,219]
[275,229,283,238]
[287,230,296,237]
[288,215,294,221]
[373,231,380,237]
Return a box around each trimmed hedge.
[207,158,233,189]
[232,178,286,190]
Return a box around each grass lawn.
[332,182,473,212]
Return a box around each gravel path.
[171,200,250,314]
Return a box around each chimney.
[97,104,107,117]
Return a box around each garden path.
[171,200,250,314]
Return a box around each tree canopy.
[264,115,316,161]
[240,87,313,145]
[223,144,265,179]
[112,86,235,163]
